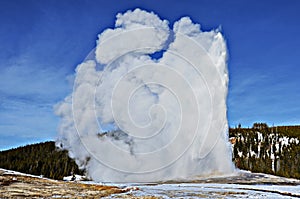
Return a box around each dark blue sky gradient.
[1,0,300,150]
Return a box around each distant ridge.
[229,123,300,179]
[0,141,84,180]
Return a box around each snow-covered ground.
[0,168,49,179]
[101,171,300,198]
[118,183,300,198]
[63,174,86,181]
[2,168,300,198]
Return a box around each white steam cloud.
[55,9,235,182]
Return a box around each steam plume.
[55,9,235,182]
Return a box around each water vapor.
[55,9,234,182]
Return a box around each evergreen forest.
[0,123,299,180]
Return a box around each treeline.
[229,123,300,179]
[1,124,299,180]
[0,141,84,180]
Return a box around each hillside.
[0,124,299,180]
[229,123,300,179]
[0,141,83,180]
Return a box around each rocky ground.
[0,169,156,198]
[1,168,300,198]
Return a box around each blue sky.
[0,0,300,150]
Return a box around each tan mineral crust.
[0,169,157,199]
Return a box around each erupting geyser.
[55,9,235,182]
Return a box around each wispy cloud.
[0,56,71,150]
[228,63,300,127]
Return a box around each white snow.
[103,183,300,198]
[2,168,300,198]
[63,174,86,181]
[0,168,47,179]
